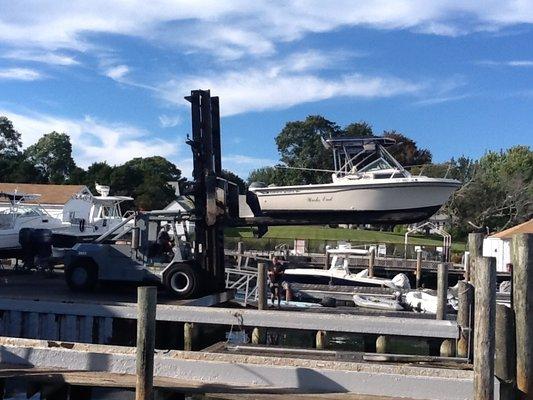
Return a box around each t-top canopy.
[322,136,396,150]
[0,191,41,203]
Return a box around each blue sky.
[0,1,532,178]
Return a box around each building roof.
[490,219,533,239]
[0,183,89,205]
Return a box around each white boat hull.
[250,178,459,224]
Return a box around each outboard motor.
[18,228,35,270]
[32,228,53,271]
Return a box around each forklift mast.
[185,90,234,293]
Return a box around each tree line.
[0,116,247,210]
[0,116,184,210]
[1,114,531,238]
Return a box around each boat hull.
[258,205,442,225]
[251,179,459,225]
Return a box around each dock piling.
[473,256,496,400]
[436,263,449,320]
[316,330,327,350]
[511,233,533,398]
[136,286,157,400]
[456,280,474,359]
[257,262,268,310]
[368,248,375,278]
[416,250,422,288]
[184,322,198,351]
[495,303,516,400]
[468,233,484,284]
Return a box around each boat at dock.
[283,246,411,290]
[249,137,460,225]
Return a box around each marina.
[0,89,531,400]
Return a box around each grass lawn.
[226,225,466,251]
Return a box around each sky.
[0,1,532,179]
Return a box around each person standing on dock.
[268,257,285,308]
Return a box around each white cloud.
[0,109,178,168]
[3,50,79,66]
[158,64,422,116]
[104,65,130,81]
[478,59,533,67]
[0,1,532,61]
[0,67,43,81]
[159,114,181,128]
[413,93,473,106]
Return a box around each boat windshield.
[324,138,410,179]
[93,203,122,219]
[0,205,46,230]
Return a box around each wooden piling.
[316,330,327,350]
[415,250,422,289]
[436,263,448,320]
[368,248,375,278]
[464,251,471,282]
[184,322,198,351]
[376,335,388,354]
[495,303,516,400]
[324,251,330,270]
[473,257,496,400]
[257,262,267,310]
[251,327,266,344]
[440,339,455,357]
[468,233,484,284]
[136,286,157,400]
[457,280,474,359]
[237,242,243,268]
[511,233,533,398]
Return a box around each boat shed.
[0,182,91,220]
[483,218,533,272]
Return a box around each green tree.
[82,162,115,192]
[0,116,22,156]
[0,155,45,183]
[382,130,432,167]
[344,121,374,137]
[25,131,77,183]
[110,156,181,210]
[274,115,342,185]
[448,146,532,237]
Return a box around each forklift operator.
[157,224,174,255]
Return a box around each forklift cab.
[134,212,193,265]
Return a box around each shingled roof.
[490,219,533,239]
[0,183,89,205]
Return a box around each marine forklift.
[63,90,241,299]
[65,209,201,297]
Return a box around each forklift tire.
[65,258,98,292]
[164,263,199,299]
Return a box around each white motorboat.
[0,191,64,256]
[352,294,404,311]
[282,246,409,289]
[51,184,133,250]
[249,137,461,225]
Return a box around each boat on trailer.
[51,184,133,254]
[0,191,64,258]
[249,137,460,225]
